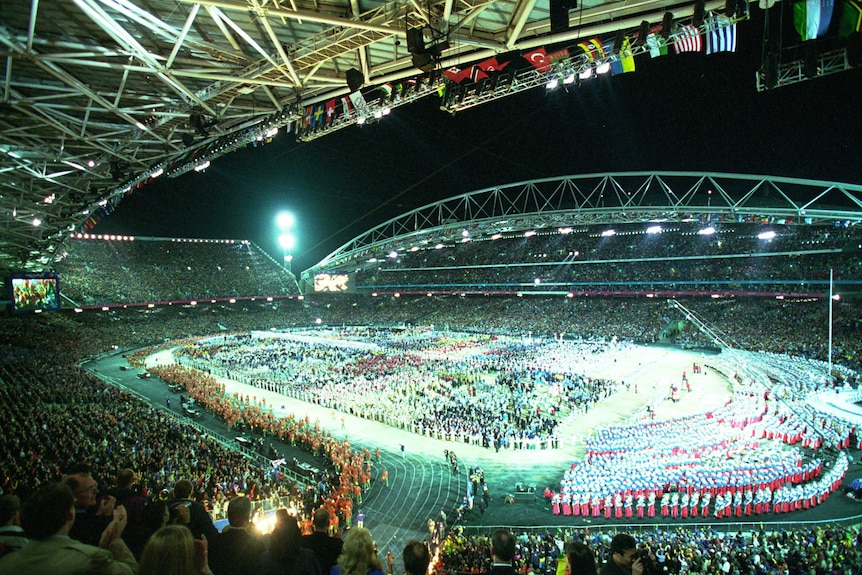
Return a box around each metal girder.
[307,172,862,274]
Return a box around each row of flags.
[515,13,739,80]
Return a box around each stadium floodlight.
[524,230,536,237]
[278,233,295,250]
[698,226,716,235]
[601,229,615,237]
[276,212,295,230]
[559,227,573,234]
[388,251,398,259]
[579,68,593,80]
[757,230,776,240]
[32,217,42,227]
[545,77,559,90]
[646,225,662,234]
[596,62,611,74]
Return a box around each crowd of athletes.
[172,332,622,450]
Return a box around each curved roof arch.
[303,171,862,277]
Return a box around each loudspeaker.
[412,52,435,72]
[803,45,818,78]
[693,0,706,25]
[406,28,425,54]
[181,133,195,147]
[613,29,625,53]
[346,68,364,92]
[661,12,674,38]
[549,0,571,33]
[635,20,650,46]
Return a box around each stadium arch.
[299,172,862,294]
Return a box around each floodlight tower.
[276,211,296,274]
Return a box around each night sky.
[94,9,862,274]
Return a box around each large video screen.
[9,273,61,314]
[313,272,354,293]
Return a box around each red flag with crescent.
[524,47,550,72]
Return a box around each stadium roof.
[1,0,724,272]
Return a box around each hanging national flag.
[378,83,393,100]
[547,48,570,63]
[341,96,353,117]
[794,0,835,39]
[706,15,737,53]
[468,66,488,82]
[477,57,511,73]
[304,105,313,127]
[524,47,550,71]
[443,67,470,83]
[325,99,336,125]
[313,104,326,127]
[838,0,862,36]
[577,38,606,61]
[646,33,669,57]
[674,24,703,53]
[348,91,367,112]
[609,36,636,74]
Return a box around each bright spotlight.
[698,227,716,236]
[276,212,295,229]
[596,62,611,74]
[545,78,559,90]
[278,233,296,250]
[388,251,398,259]
[646,225,662,235]
[601,229,615,237]
[757,230,776,240]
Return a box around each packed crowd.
[173,332,626,450]
[354,223,862,296]
[438,525,862,575]
[56,236,299,306]
[0,281,861,572]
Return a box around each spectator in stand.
[169,479,219,542]
[62,467,116,547]
[490,529,516,575]
[138,524,210,575]
[0,482,135,575]
[600,534,643,575]
[402,540,430,575]
[332,527,385,575]
[211,496,265,575]
[302,507,344,575]
[0,495,27,557]
[129,499,170,559]
[105,469,146,550]
[563,541,597,575]
[260,514,321,575]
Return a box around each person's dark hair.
[312,507,330,531]
[491,529,516,563]
[20,483,75,540]
[141,500,169,533]
[403,540,430,575]
[609,534,637,557]
[271,514,303,562]
[567,541,597,575]
[227,496,252,527]
[0,495,21,526]
[173,479,194,500]
[116,469,135,489]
